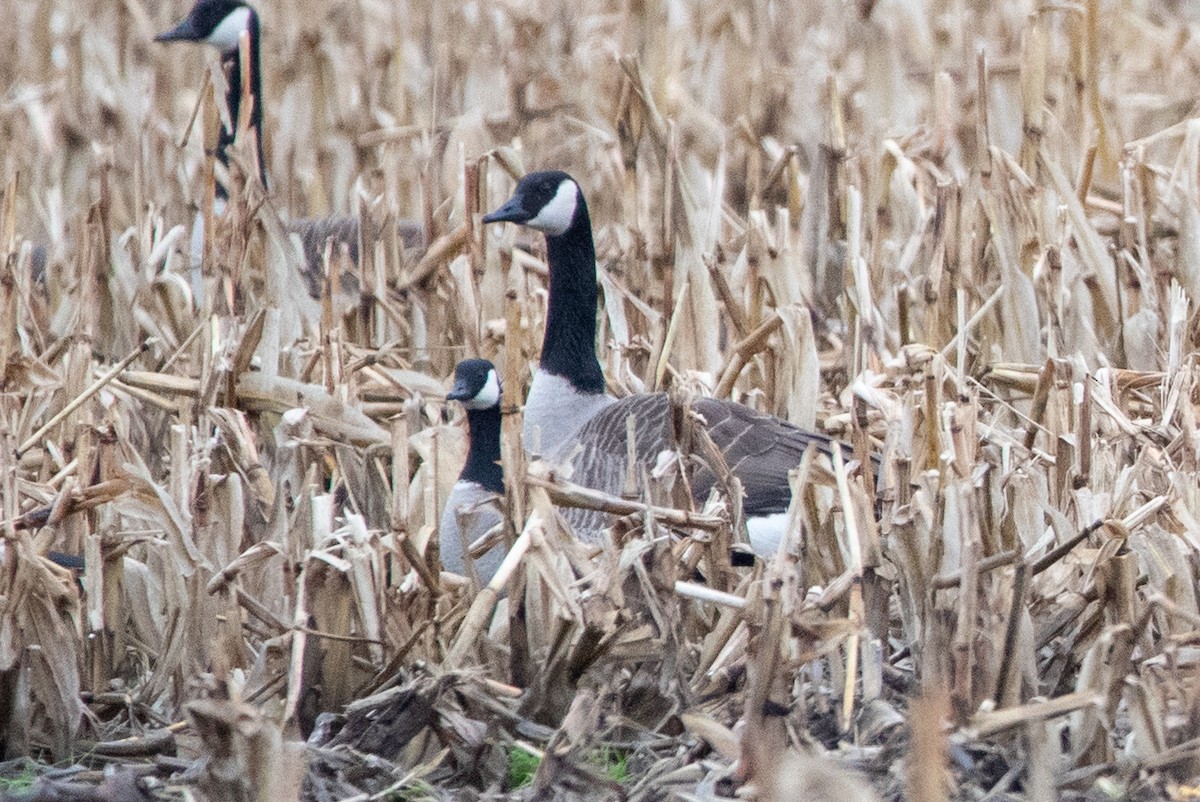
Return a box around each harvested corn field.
[3,0,1200,799]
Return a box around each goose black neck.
[462,405,503,493]
[541,202,606,395]
[217,15,267,198]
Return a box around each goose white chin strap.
[525,180,578,236]
[205,6,253,52]
[464,370,501,410]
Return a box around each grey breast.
[522,370,617,459]
[439,480,505,584]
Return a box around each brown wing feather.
[560,393,853,535]
[692,398,848,516]
[559,394,673,537]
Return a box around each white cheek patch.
[205,6,252,51]
[465,369,501,409]
[526,180,578,236]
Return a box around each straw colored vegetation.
[4,0,1200,799]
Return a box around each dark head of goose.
[156,0,255,51]
[447,358,502,412]
[482,171,585,237]
[156,0,267,192]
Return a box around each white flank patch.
[465,369,501,410]
[746,512,788,557]
[205,6,252,51]
[526,179,578,236]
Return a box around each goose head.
[447,359,501,411]
[156,0,267,191]
[156,0,257,54]
[482,170,584,237]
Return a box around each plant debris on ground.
[3,0,1200,800]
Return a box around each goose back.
[291,215,425,296]
[689,397,844,515]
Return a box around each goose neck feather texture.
[215,12,266,191]
[540,198,606,396]
[460,404,503,494]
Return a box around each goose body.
[439,359,506,583]
[483,171,848,555]
[156,0,423,288]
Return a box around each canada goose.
[155,0,423,290]
[482,171,857,555]
[440,358,506,583]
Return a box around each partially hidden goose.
[482,171,858,555]
[155,0,422,292]
[440,359,506,584]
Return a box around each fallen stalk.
[526,471,726,531]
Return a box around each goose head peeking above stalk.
[156,0,267,193]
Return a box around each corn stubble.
[1,0,1199,800]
